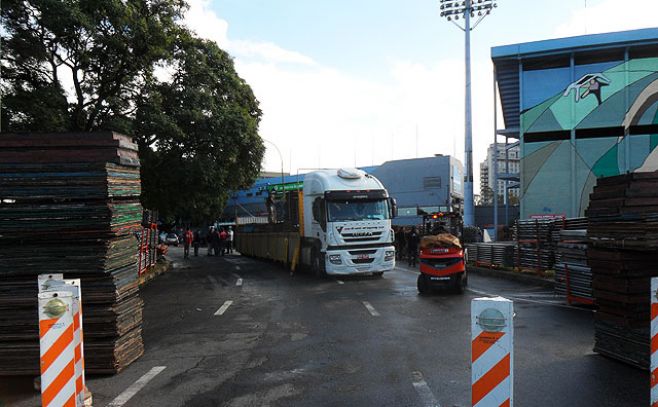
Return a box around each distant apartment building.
[479,143,519,204]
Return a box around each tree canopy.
[1,0,264,221]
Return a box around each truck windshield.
[327,199,389,221]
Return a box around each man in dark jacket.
[407,226,419,267]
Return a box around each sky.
[183,0,658,191]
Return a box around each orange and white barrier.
[471,296,513,407]
[38,291,77,407]
[38,275,86,406]
[650,277,658,407]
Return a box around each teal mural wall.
[520,57,658,218]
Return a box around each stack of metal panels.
[554,229,592,301]
[0,132,144,374]
[586,171,658,369]
[465,242,515,268]
[514,219,554,271]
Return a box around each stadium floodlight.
[438,0,498,227]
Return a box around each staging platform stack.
[0,132,145,374]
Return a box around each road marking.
[411,371,441,407]
[214,300,234,316]
[336,280,345,285]
[107,366,166,406]
[236,278,243,287]
[362,301,380,317]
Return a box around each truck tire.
[417,274,430,295]
[311,250,326,277]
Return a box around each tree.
[1,0,186,132]
[134,33,264,221]
[1,1,264,221]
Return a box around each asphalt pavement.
[3,247,647,406]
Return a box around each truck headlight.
[329,254,342,264]
[385,250,395,261]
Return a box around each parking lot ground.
[2,248,647,406]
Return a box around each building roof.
[491,28,658,132]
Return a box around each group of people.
[393,225,420,267]
[182,226,234,259]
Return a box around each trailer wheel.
[417,274,430,295]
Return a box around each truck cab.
[301,168,396,275]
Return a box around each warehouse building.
[492,28,658,219]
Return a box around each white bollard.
[38,291,77,407]
[649,277,658,407]
[471,296,514,407]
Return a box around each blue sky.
[184,0,658,191]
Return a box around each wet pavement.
[3,247,647,406]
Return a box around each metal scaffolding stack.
[586,171,658,369]
[514,219,554,273]
[554,229,593,304]
[0,132,144,374]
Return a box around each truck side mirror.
[389,197,398,219]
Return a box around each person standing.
[407,226,419,267]
[193,229,200,257]
[183,227,193,259]
[227,226,234,254]
[219,227,228,256]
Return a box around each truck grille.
[342,231,383,242]
[348,250,377,255]
[352,258,375,264]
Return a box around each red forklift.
[416,211,467,294]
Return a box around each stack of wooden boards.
[587,171,658,369]
[0,132,144,374]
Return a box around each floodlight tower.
[439,0,498,226]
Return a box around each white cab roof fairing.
[302,168,386,196]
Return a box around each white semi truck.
[236,168,397,276]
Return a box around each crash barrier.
[38,274,86,407]
[472,296,513,407]
[650,277,658,407]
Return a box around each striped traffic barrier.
[471,296,514,407]
[650,277,658,407]
[38,291,77,407]
[38,275,86,406]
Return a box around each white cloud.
[555,0,658,37]
[183,0,494,191]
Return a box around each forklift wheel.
[453,273,467,294]
[417,274,431,295]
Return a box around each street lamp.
[261,138,285,192]
[439,0,498,226]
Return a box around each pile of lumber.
[0,132,144,374]
[587,171,658,369]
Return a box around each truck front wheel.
[311,251,326,277]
